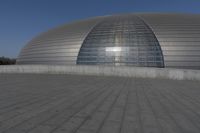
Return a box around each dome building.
[17,13,200,69]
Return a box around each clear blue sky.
[0,0,200,58]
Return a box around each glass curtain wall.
[77,15,164,67]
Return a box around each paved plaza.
[0,74,200,133]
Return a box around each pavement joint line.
[149,83,194,133]
[142,81,164,133]
[0,86,96,132]
[0,74,200,133]
[155,83,200,130]
[26,84,109,133]
[135,79,144,133]
[95,81,124,133]
[0,87,76,122]
[51,82,115,133]
[6,82,108,133]
[119,79,130,133]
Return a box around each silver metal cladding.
[17,13,200,69]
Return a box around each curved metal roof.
[17,13,200,69]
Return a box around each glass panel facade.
[77,15,164,67]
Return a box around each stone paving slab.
[0,74,200,133]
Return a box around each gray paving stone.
[0,73,199,133]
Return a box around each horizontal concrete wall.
[0,65,200,81]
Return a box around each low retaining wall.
[0,65,200,80]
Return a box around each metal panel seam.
[76,17,106,64]
[137,15,165,67]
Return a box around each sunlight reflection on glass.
[106,47,122,52]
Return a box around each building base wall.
[0,65,200,81]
